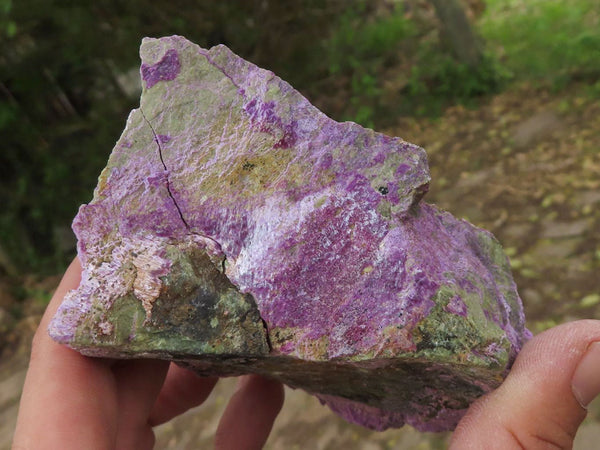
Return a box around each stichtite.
[49,35,530,432]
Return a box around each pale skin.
[13,259,600,449]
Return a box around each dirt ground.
[1,81,599,449]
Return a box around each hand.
[451,319,600,448]
[13,259,284,450]
[14,259,600,449]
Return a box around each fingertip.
[451,320,600,449]
[113,359,170,449]
[36,257,82,341]
[572,341,600,409]
[149,364,218,426]
[246,374,284,414]
[215,375,284,450]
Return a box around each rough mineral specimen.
[49,35,530,432]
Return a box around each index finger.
[13,258,120,449]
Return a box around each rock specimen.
[49,35,530,432]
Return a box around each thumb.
[450,319,600,449]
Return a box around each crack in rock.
[140,108,191,230]
[140,107,226,269]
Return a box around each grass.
[480,0,600,86]
[323,4,506,123]
[323,5,417,126]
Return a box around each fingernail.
[572,341,600,408]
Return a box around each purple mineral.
[49,35,530,432]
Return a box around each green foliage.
[404,47,509,116]
[327,7,416,76]
[320,3,506,123]
[0,0,16,37]
[324,5,417,126]
[3,0,598,275]
[0,0,343,273]
[480,0,600,85]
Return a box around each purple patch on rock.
[141,48,181,89]
[445,295,468,317]
[243,98,298,148]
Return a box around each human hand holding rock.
[14,259,600,449]
[450,319,600,448]
[13,259,284,450]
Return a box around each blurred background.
[1,0,599,448]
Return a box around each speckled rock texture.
[49,36,530,432]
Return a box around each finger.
[148,363,218,426]
[38,257,83,332]
[450,320,600,449]
[14,258,120,449]
[215,375,284,450]
[112,359,170,450]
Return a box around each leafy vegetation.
[405,46,507,116]
[0,0,342,273]
[319,1,506,121]
[324,5,417,126]
[1,0,599,274]
[481,0,600,86]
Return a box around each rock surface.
[49,35,530,432]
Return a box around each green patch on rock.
[74,245,269,357]
[414,285,508,370]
